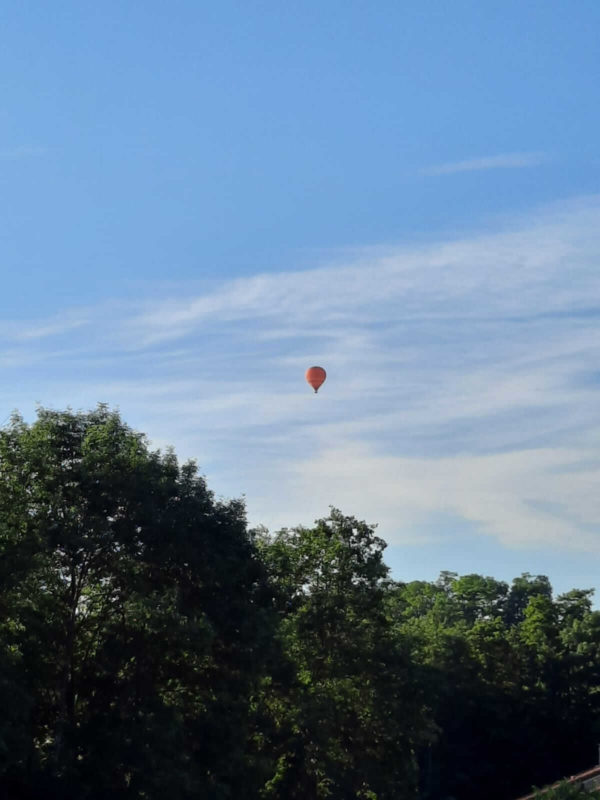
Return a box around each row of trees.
[1,407,599,799]
[532,784,600,799]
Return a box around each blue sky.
[1,1,600,597]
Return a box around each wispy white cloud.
[0,312,89,343]
[5,196,600,556]
[14,318,88,342]
[120,196,598,353]
[246,440,600,552]
[421,151,547,176]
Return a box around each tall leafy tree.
[0,406,271,798]
[254,510,425,799]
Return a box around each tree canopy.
[1,406,599,799]
[0,407,272,798]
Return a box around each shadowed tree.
[254,509,426,799]
[389,570,600,800]
[0,406,272,799]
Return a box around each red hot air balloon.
[305,366,326,393]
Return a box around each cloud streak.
[4,195,600,556]
[121,196,598,352]
[421,151,547,176]
[0,312,90,344]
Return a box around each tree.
[254,509,425,799]
[505,573,553,627]
[531,779,600,798]
[388,570,600,800]
[0,406,272,798]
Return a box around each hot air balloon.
[305,366,326,393]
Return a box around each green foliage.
[253,510,424,799]
[0,406,272,798]
[2,405,600,799]
[389,570,600,800]
[531,778,600,798]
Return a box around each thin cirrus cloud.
[0,313,89,343]
[3,195,600,555]
[421,151,547,176]
[122,193,598,356]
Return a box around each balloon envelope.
[306,366,326,393]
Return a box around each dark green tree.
[531,779,600,798]
[0,406,272,799]
[254,509,425,799]
[389,570,600,800]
